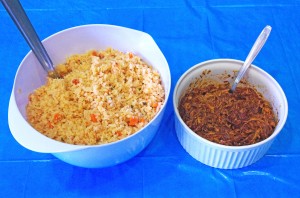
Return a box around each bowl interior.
[174,59,288,148]
[10,24,171,152]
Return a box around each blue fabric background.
[1,0,300,197]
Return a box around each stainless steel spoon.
[230,25,272,92]
[1,0,59,78]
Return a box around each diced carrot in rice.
[26,48,164,145]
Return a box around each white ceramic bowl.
[8,24,171,168]
[173,59,288,169]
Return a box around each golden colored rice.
[26,48,165,145]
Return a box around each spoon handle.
[1,0,58,77]
[230,25,272,92]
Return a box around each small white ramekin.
[173,59,288,169]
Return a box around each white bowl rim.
[173,58,288,151]
[9,24,171,153]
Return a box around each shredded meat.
[178,80,277,146]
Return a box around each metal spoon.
[1,0,60,78]
[230,25,272,93]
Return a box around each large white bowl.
[173,59,288,169]
[8,24,171,168]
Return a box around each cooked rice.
[26,48,165,145]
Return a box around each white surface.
[173,59,288,169]
[8,24,171,168]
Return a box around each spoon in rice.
[1,0,60,78]
[230,25,272,93]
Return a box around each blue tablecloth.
[1,0,300,197]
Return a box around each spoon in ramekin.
[230,25,272,93]
[1,0,60,78]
